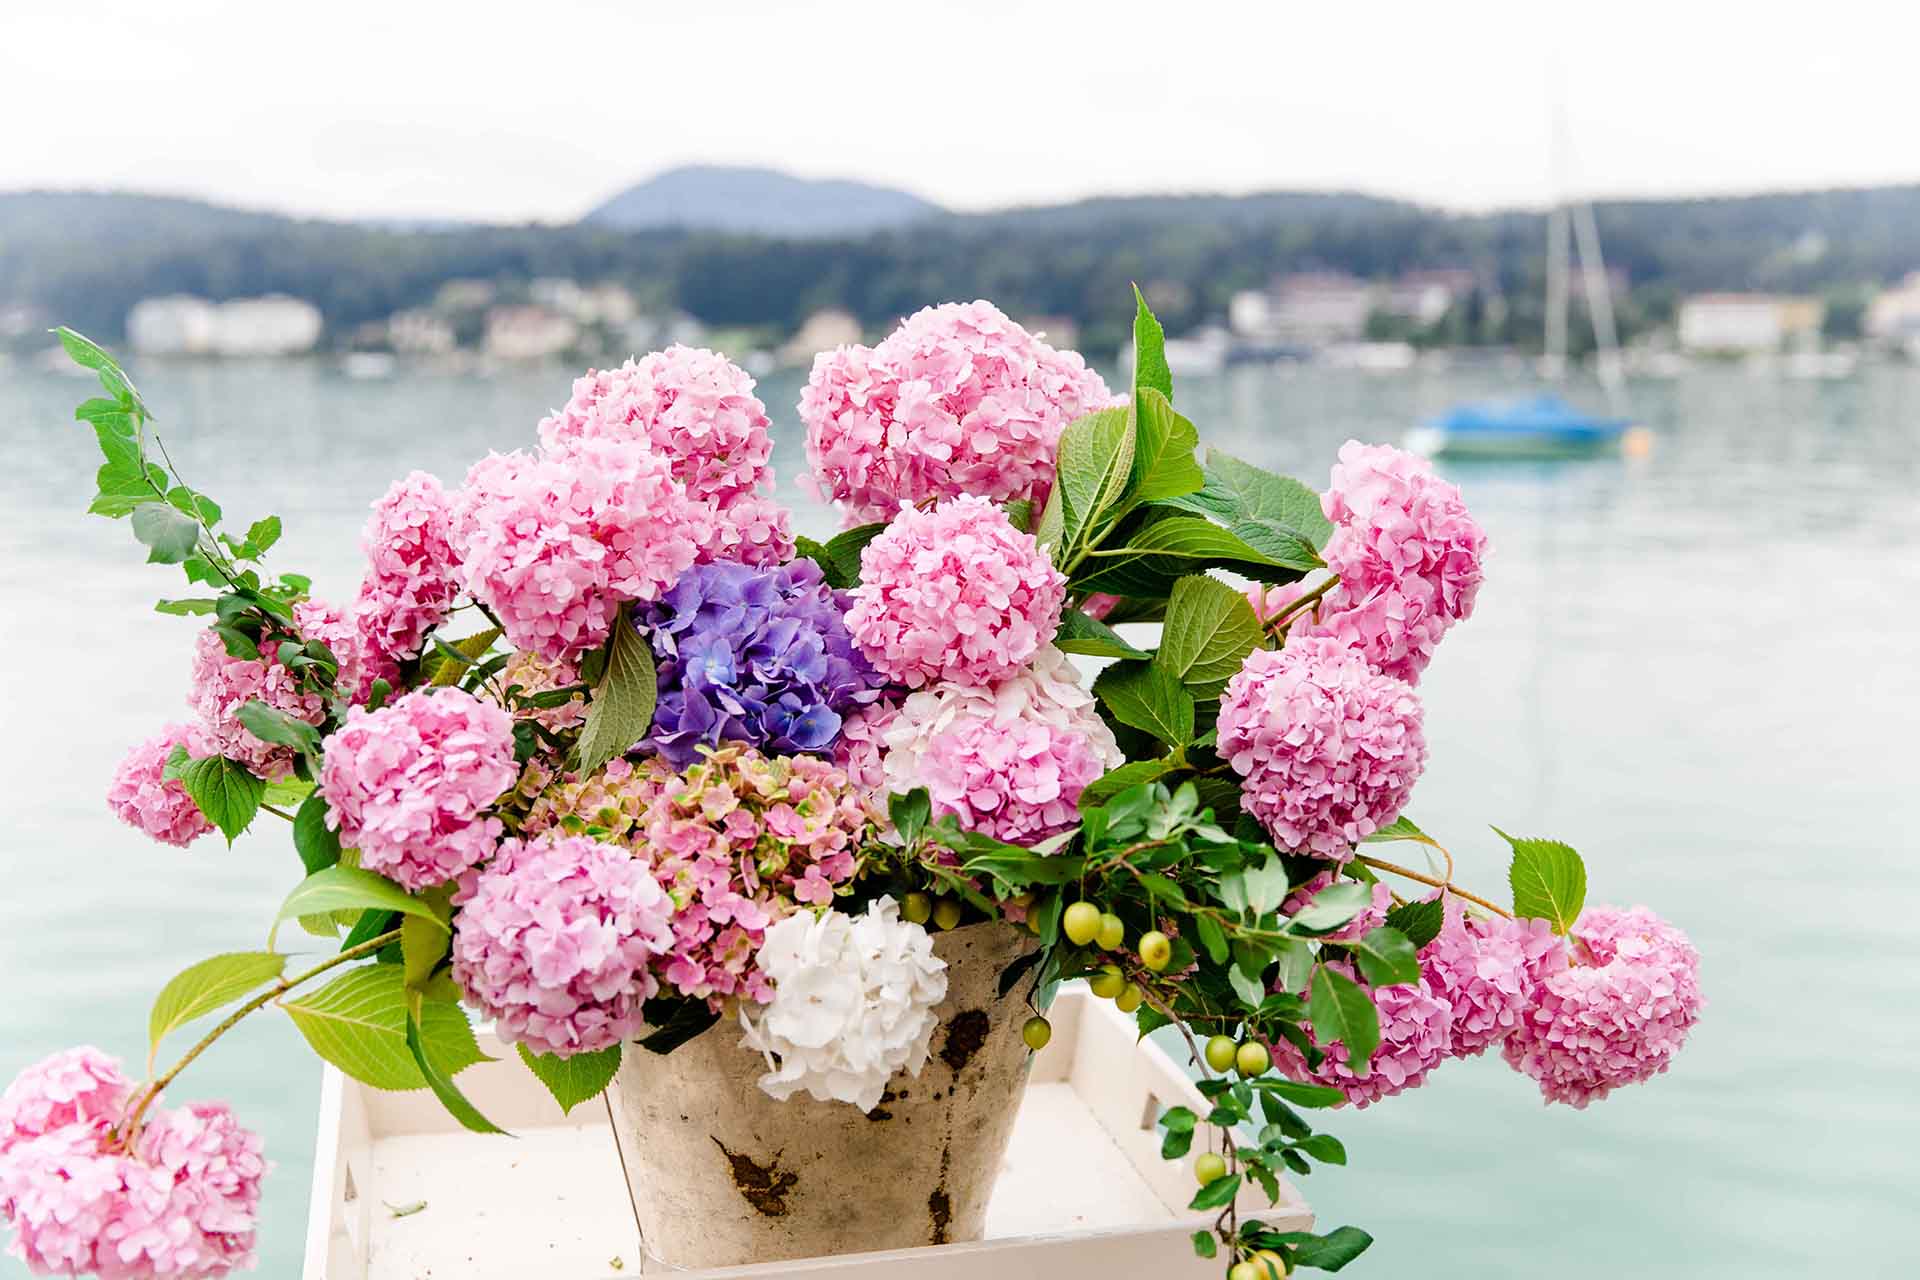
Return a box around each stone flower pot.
[607,920,1040,1271]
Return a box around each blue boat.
[1408,394,1640,460]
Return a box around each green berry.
[1235,1040,1272,1078]
[1088,964,1125,999]
[1203,1035,1238,1073]
[932,898,963,931]
[902,892,932,925]
[1062,901,1102,946]
[1194,1152,1228,1184]
[1138,930,1172,971]
[1229,1263,1262,1280]
[1115,983,1144,1014]
[1022,1015,1052,1051]
[1095,912,1125,951]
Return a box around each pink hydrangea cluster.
[847,495,1067,688]
[319,688,517,891]
[106,724,214,848]
[351,471,461,675]
[1252,443,1487,685]
[291,597,398,709]
[1283,870,1392,942]
[1267,960,1454,1109]
[1217,636,1427,859]
[449,437,703,664]
[536,347,794,568]
[185,627,329,781]
[1420,895,1567,1058]
[1503,905,1703,1107]
[829,698,899,805]
[451,832,676,1057]
[0,1051,264,1279]
[801,300,1115,525]
[525,748,876,1005]
[498,648,587,731]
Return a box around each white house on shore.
[483,305,579,360]
[1676,293,1823,354]
[127,295,322,356]
[1866,273,1920,345]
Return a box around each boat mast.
[1544,203,1570,382]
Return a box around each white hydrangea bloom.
[739,896,949,1110]
[879,643,1124,799]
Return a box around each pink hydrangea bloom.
[353,471,461,672]
[1267,960,1453,1108]
[451,832,675,1057]
[801,301,1115,525]
[185,627,329,781]
[449,437,702,664]
[922,714,1106,844]
[1420,895,1567,1058]
[292,598,397,709]
[106,724,215,848]
[0,1051,265,1280]
[319,688,517,891]
[1503,904,1703,1108]
[1079,593,1122,622]
[1283,870,1391,942]
[498,649,587,731]
[1217,637,1427,859]
[830,698,899,806]
[847,495,1067,688]
[1254,443,1488,685]
[0,1049,129,1155]
[700,489,795,568]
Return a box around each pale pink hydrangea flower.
[847,495,1067,689]
[0,1050,264,1280]
[451,832,676,1057]
[1267,960,1454,1108]
[830,698,899,807]
[1079,593,1123,622]
[698,489,795,568]
[801,300,1115,526]
[498,649,587,731]
[449,437,702,664]
[1217,637,1427,859]
[106,724,215,848]
[352,470,461,674]
[319,688,517,891]
[1503,904,1702,1108]
[1420,894,1567,1058]
[1283,870,1392,942]
[293,597,398,708]
[185,627,329,781]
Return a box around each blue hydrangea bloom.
[636,558,885,766]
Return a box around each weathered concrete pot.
[607,920,1040,1271]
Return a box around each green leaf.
[637,996,721,1055]
[245,516,282,556]
[1080,758,1180,807]
[148,952,287,1062]
[790,535,846,588]
[1072,516,1312,596]
[517,1043,621,1116]
[154,597,218,616]
[131,502,201,564]
[1131,284,1173,404]
[1161,1126,1194,1159]
[263,776,313,807]
[1382,898,1444,948]
[283,964,484,1092]
[166,485,221,526]
[1272,937,1315,995]
[177,756,264,844]
[576,621,658,776]
[1240,853,1291,916]
[1035,480,1066,555]
[428,627,502,687]
[1002,498,1033,532]
[822,522,887,586]
[406,1001,507,1134]
[1156,575,1264,694]
[1158,450,1335,550]
[1348,927,1421,988]
[76,396,138,435]
[1055,407,1135,550]
[1092,661,1195,747]
[1286,881,1374,933]
[270,866,448,948]
[292,793,343,875]
[56,326,150,417]
[1362,815,1437,847]
[1255,1078,1346,1108]
[1190,1229,1217,1260]
[402,911,450,990]
[1122,388,1203,512]
[888,788,932,846]
[1053,607,1151,660]
[1159,1105,1198,1134]
[1189,1172,1242,1212]
[1277,1226,1374,1271]
[1193,914,1230,966]
[1498,828,1587,935]
[235,699,321,755]
[1308,965,1380,1071]
[1294,1133,1347,1165]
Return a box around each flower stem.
[119,928,401,1147]
[1263,573,1340,633]
[1354,855,1512,919]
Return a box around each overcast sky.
[4,1,1914,222]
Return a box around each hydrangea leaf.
[1130,283,1173,404]
[1348,926,1421,988]
[269,865,446,949]
[282,964,485,1092]
[1055,407,1134,551]
[575,621,657,776]
[1156,575,1264,694]
[1053,607,1151,660]
[406,1000,506,1134]
[822,522,887,586]
[148,951,287,1064]
[131,502,201,564]
[1071,515,1311,595]
[1383,897,1445,948]
[1157,450,1335,550]
[1092,660,1195,748]
[1123,387,1203,513]
[1308,962,1380,1072]
[1497,828,1587,935]
[426,627,502,687]
[176,755,263,845]
[516,1042,620,1116]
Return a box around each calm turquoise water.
[3,356,1916,1276]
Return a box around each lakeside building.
[1677,293,1824,354]
[778,309,862,367]
[1866,272,1920,346]
[387,309,457,356]
[1231,269,1478,347]
[483,305,579,360]
[126,294,321,356]
[1382,269,1478,327]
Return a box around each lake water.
[3,354,1915,1277]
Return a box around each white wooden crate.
[303,986,1312,1278]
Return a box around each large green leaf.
[1284,881,1373,933]
[131,502,201,564]
[517,1043,621,1116]
[1499,829,1587,935]
[1158,450,1335,550]
[176,755,264,844]
[1348,926,1421,988]
[1122,388,1202,513]
[1382,897,1444,948]
[148,951,287,1062]
[576,620,657,776]
[1055,407,1135,551]
[1155,575,1264,694]
[1362,814,1438,848]
[1092,661,1195,748]
[1131,284,1173,404]
[822,522,887,585]
[1270,1226,1375,1272]
[292,793,343,875]
[282,964,485,1091]
[57,326,150,418]
[1079,757,1180,807]
[270,866,447,948]
[1053,607,1150,660]
[235,699,321,755]
[1308,964,1380,1071]
[428,627,502,687]
[406,1001,506,1134]
[1071,515,1313,595]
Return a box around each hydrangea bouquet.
[1,295,1702,1279]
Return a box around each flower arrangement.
[3,295,1702,1279]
